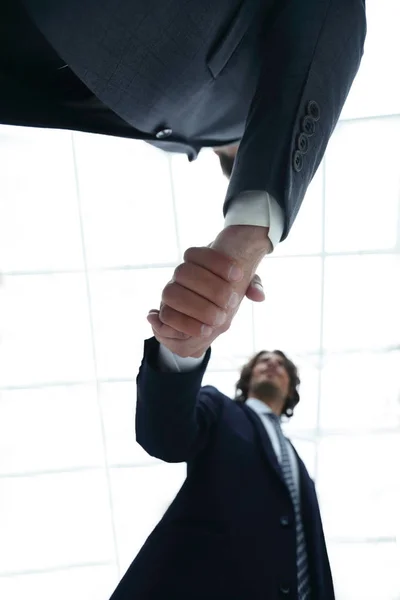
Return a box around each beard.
[249,380,282,402]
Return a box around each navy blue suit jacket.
[3,0,366,241]
[110,338,334,600]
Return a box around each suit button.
[155,127,172,139]
[279,585,291,596]
[302,115,316,136]
[297,132,309,154]
[280,515,290,527]
[307,100,321,121]
[293,150,303,173]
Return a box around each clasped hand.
[147,245,265,358]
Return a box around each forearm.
[224,0,366,241]
[136,338,212,462]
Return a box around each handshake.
[147,224,272,358]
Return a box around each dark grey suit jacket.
[3,0,366,241]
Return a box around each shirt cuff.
[158,343,206,372]
[223,191,284,250]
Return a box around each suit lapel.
[239,403,287,490]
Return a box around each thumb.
[245,274,265,303]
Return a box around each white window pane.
[171,150,227,253]
[201,370,239,399]
[283,358,320,433]
[254,258,322,354]
[323,256,400,351]
[110,464,186,574]
[0,274,95,387]
[0,565,118,600]
[341,0,400,120]
[328,541,400,600]
[100,381,160,467]
[288,438,317,480]
[274,166,323,257]
[325,119,400,252]
[73,133,179,268]
[0,385,104,475]
[89,267,174,379]
[0,471,115,572]
[0,126,84,272]
[316,435,400,539]
[320,352,400,431]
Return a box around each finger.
[183,246,243,282]
[147,311,191,340]
[162,282,228,328]
[245,274,265,303]
[159,304,215,338]
[173,262,238,310]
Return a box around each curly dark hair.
[234,350,300,419]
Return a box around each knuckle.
[161,282,175,304]
[197,304,214,326]
[159,303,171,323]
[207,305,225,327]
[219,322,230,334]
[173,262,189,283]
[219,314,232,333]
[183,246,199,262]
[215,283,232,308]
[173,329,191,340]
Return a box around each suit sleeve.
[224,0,367,242]
[135,337,221,463]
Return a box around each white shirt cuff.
[158,343,206,372]
[223,191,284,250]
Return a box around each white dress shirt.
[224,190,284,250]
[158,343,206,372]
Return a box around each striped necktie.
[267,413,311,599]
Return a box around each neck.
[250,393,284,417]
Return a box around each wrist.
[212,225,272,265]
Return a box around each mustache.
[261,369,278,376]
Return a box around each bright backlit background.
[0,2,400,598]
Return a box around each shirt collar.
[246,398,273,415]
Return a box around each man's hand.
[148,271,265,349]
[147,225,272,357]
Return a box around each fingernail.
[253,283,265,298]
[227,292,240,309]
[201,325,213,337]
[228,265,243,282]
[214,311,227,326]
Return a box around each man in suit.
[1,0,366,350]
[110,338,333,599]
